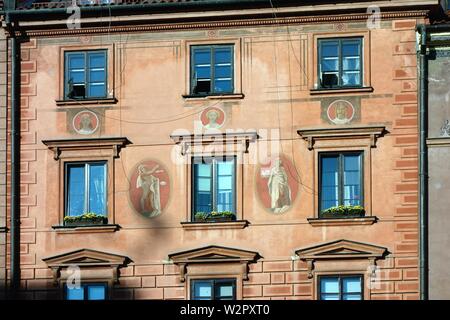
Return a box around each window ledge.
[427,137,450,147]
[310,87,373,95]
[307,216,377,227]
[182,93,245,101]
[0,226,7,233]
[181,220,249,230]
[52,224,121,234]
[55,97,118,107]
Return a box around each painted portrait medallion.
[327,100,355,125]
[129,160,170,218]
[72,110,99,135]
[200,106,226,130]
[256,155,299,214]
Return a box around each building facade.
[419,0,450,300]
[0,0,435,300]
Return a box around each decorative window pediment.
[170,131,258,156]
[43,249,132,285]
[42,137,131,160]
[168,245,260,282]
[295,239,388,278]
[297,125,386,150]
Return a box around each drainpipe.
[417,24,428,301]
[5,0,21,298]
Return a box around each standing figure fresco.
[129,160,170,218]
[267,158,291,213]
[256,155,299,215]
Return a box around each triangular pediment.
[43,249,131,268]
[169,245,260,264]
[295,239,387,261]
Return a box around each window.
[192,156,236,220]
[191,279,236,300]
[65,283,107,300]
[318,38,362,88]
[65,162,107,218]
[319,275,363,300]
[191,45,234,95]
[65,50,107,99]
[319,152,363,214]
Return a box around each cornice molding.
[14,10,428,38]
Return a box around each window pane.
[193,281,212,300]
[321,294,340,300]
[342,72,361,86]
[321,156,339,210]
[218,284,233,297]
[89,163,106,215]
[87,285,106,300]
[194,163,212,213]
[343,154,362,206]
[68,53,85,69]
[343,294,362,300]
[67,165,86,216]
[343,57,360,71]
[342,40,361,57]
[216,160,235,213]
[89,69,106,83]
[88,83,106,98]
[194,49,211,65]
[194,66,211,79]
[342,277,362,294]
[214,65,232,79]
[321,277,339,294]
[321,41,339,57]
[214,48,232,64]
[68,70,85,84]
[88,52,106,69]
[322,58,339,72]
[214,79,232,93]
[66,286,84,300]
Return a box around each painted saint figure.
[267,158,291,214]
[78,114,94,134]
[136,164,161,217]
[204,109,221,129]
[329,101,353,125]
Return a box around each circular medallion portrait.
[327,100,355,125]
[73,110,99,135]
[200,106,226,130]
[256,155,299,214]
[129,160,170,218]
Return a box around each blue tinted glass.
[322,58,339,72]
[194,162,212,213]
[218,284,234,298]
[321,277,339,293]
[194,66,211,79]
[89,163,106,215]
[321,294,340,300]
[87,285,106,300]
[68,70,85,84]
[89,69,106,83]
[67,165,86,216]
[88,52,106,68]
[193,281,212,300]
[321,41,339,57]
[214,65,232,79]
[342,72,361,86]
[343,294,362,300]
[342,277,362,293]
[342,40,361,56]
[216,160,234,212]
[343,154,361,205]
[214,79,232,93]
[194,49,211,65]
[88,83,106,97]
[343,57,360,71]
[215,48,232,64]
[68,53,85,69]
[66,286,84,300]
[321,156,339,210]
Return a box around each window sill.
[52,224,121,234]
[181,220,249,230]
[0,226,7,233]
[307,216,377,227]
[55,97,118,107]
[427,137,450,147]
[182,93,245,101]
[310,87,373,95]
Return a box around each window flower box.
[194,211,236,223]
[320,205,365,219]
[63,213,108,227]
